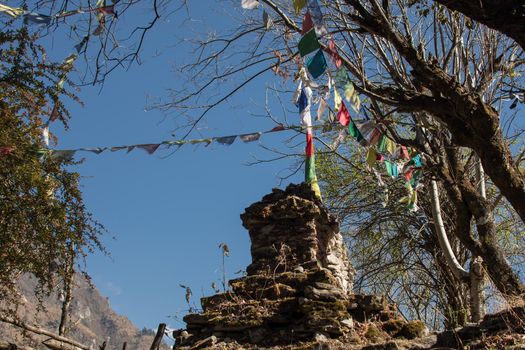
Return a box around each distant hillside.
[0,274,170,350]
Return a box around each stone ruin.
[173,183,428,349]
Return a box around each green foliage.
[0,28,104,312]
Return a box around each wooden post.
[149,323,166,350]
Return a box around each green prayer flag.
[306,49,327,79]
[298,29,320,57]
[348,120,364,142]
[377,135,387,153]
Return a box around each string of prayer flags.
[0,3,24,17]
[241,0,259,9]
[293,0,307,15]
[299,87,322,199]
[306,49,327,79]
[298,29,320,57]
[301,11,314,35]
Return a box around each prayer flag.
[400,146,410,159]
[377,135,387,153]
[369,128,382,146]
[385,137,396,155]
[316,98,327,121]
[95,4,115,15]
[293,0,307,15]
[298,88,309,113]
[337,102,350,127]
[137,144,161,154]
[216,136,236,145]
[334,87,342,112]
[240,132,261,143]
[348,119,364,143]
[306,49,327,79]
[81,148,106,154]
[301,11,314,35]
[325,39,342,68]
[385,160,398,178]
[42,126,49,146]
[366,148,377,169]
[307,0,326,35]
[110,146,127,152]
[298,29,320,57]
[74,36,89,54]
[24,12,52,25]
[241,0,259,9]
[270,124,285,132]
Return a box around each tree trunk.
[434,0,525,50]
[469,257,484,322]
[430,180,470,281]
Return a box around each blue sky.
[47,0,302,332]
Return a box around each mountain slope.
[0,274,170,349]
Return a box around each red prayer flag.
[306,132,314,157]
[401,145,410,159]
[302,11,314,35]
[337,102,350,127]
[376,153,384,162]
[404,168,413,182]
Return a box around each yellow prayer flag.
[334,88,342,112]
[385,137,396,155]
[366,148,377,169]
[293,0,306,15]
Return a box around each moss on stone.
[364,323,385,342]
[395,320,426,339]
